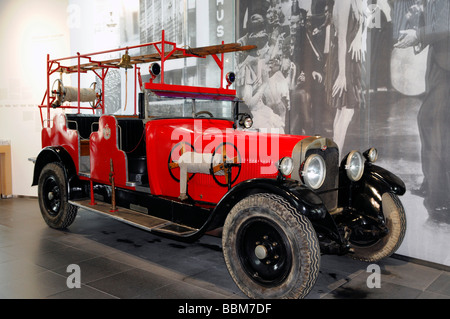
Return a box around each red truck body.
[31,31,407,299]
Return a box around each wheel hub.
[42,177,61,216]
[238,217,292,286]
[254,235,281,264]
[254,245,268,260]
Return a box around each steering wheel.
[194,111,214,118]
[210,142,241,188]
[168,142,196,182]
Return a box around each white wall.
[0,0,139,197]
[0,0,70,196]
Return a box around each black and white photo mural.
[236,0,332,136]
[235,0,450,266]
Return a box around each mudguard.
[208,178,345,248]
[351,163,406,219]
[363,164,406,196]
[32,147,74,185]
[31,146,84,200]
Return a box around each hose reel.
[51,79,102,109]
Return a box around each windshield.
[146,93,234,120]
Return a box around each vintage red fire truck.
[31,31,406,299]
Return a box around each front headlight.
[364,147,378,163]
[278,157,294,176]
[238,114,253,129]
[243,116,253,129]
[301,154,326,189]
[345,151,364,181]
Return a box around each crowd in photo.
[236,0,393,152]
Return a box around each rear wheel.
[38,163,78,229]
[350,193,406,262]
[222,193,320,299]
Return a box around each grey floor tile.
[52,256,134,284]
[86,268,179,299]
[307,269,365,298]
[147,281,233,299]
[377,257,443,291]
[0,237,71,260]
[1,197,450,299]
[183,265,244,297]
[417,290,450,299]
[426,272,450,297]
[104,250,166,272]
[322,274,423,299]
[30,246,99,271]
[47,285,118,299]
[0,270,69,299]
[0,259,47,284]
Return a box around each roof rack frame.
[39,30,255,128]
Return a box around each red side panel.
[145,118,233,198]
[145,118,306,204]
[90,116,128,187]
[41,114,80,172]
[189,130,304,203]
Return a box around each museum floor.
[0,197,449,299]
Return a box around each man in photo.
[395,0,450,222]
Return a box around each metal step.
[69,199,198,236]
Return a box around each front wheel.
[222,193,320,299]
[38,163,78,229]
[350,193,406,262]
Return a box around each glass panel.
[147,94,233,120]
[139,0,236,100]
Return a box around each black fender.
[207,178,345,248]
[348,163,406,219]
[363,164,406,196]
[32,146,85,200]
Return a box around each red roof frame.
[38,30,255,127]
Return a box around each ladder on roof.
[40,30,256,126]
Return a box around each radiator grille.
[305,147,339,211]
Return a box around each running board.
[69,199,198,237]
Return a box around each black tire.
[38,163,78,229]
[222,193,320,299]
[350,193,406,262]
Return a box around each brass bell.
[118,50,133,69]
